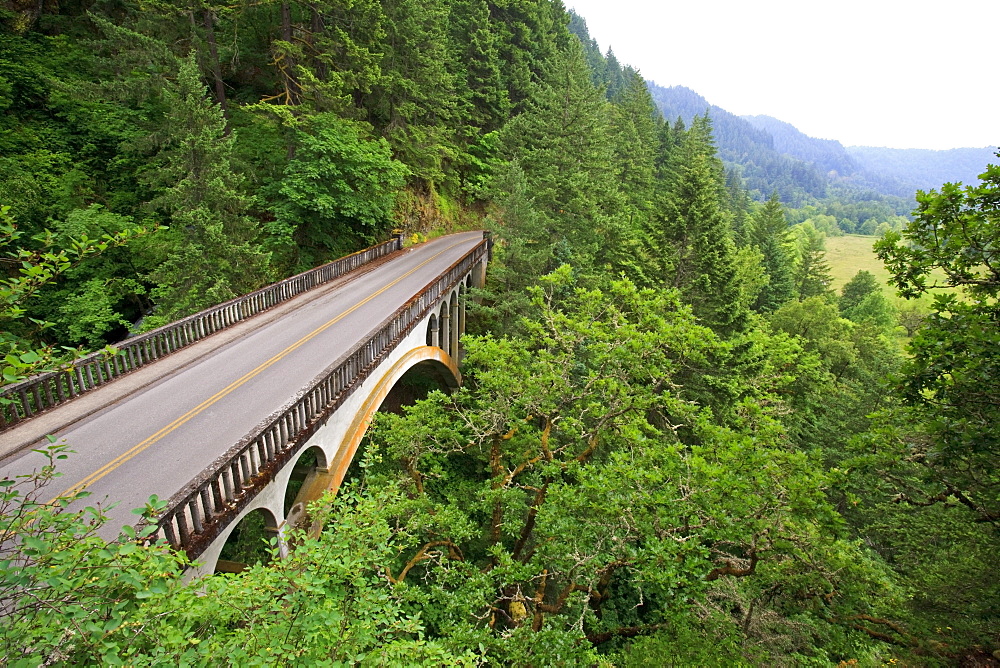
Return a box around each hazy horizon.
[569,0,998,151]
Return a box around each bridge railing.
[0,237,403,431]
[152,235,489,560]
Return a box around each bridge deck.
[0,232,484,536]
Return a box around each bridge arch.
[324,346,459,497]
[214,506,280,574]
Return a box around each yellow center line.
[50,239,467,504]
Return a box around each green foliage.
[368,0,460,186]
[750,193,796,311]
[838,269,897,331]
[141,56,271,326]
[856,160,1000,654]
[274,113,409,266]
[449,0,511,133]
[352,269,891,663]
[792,221,835,301]
[0,204,143,376]
[0,444,187,665]
[0,452,470,665]
[874,154,1000,526]
[839,270,881,314]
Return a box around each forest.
[1,0,998,665]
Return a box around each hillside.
[847,145,997,194]
[740,114,858,177]
[647,83,830,206]
[647,83,993,221]
[743,115,996,197]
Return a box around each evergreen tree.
[609,70,658,215]
[654,115,747,334]
[281,0,387,117]
[838,270,897,331]
[602,48,627,100]
[498,41,629,274]
[488,0,571,112]
[368,0,459,186]
[792,221,834,301]
[448,0,510,133]
[751,193,796,311]
[142,56,270,326]
[838,269,881,314]
[566,9,605,88]
[726,169,753,244]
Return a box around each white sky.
[567,0,998,150]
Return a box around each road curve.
[0,231,484,535]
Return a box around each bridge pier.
[428,314,439,348]
[450,296,460,357]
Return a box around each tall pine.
[793,221,834,301]
[449,0,510,134]
[142,56,270,326]
[654,115,747,334]
[498,41,629,274]
[751,192,796,311]
[368,0,458,186]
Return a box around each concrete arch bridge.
[0,232,489,576]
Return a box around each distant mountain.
[740,115,858,178]
[647,82,996,219]
[647,83,830,206]
[846,145,997,195]
[742,115,996,197]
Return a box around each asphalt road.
[0,232,484,536]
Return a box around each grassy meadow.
[824,234,891,292]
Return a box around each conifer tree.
[142,56,270,326]
[654,115,747,333]
[566,10,605,88]
[838,269,880,314]
[751,193,796,311]
[280,0,387,117]
[726,170,753,243]
[839,270,895,329]
[449,0,510,133]
[368,0,459,185]
[792,221,834,301]
[609,70,658,214]
[602,48,627,99]
[488,0,571,112]
[498,42,629,274]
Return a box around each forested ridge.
[648,84,995,218]
[1,1,998,665]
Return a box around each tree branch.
[385,540,461,584]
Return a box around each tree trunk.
[280,2,302,105]
[202,8,230,128]
[309,3,327,82]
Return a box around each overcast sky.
[567,0,998,150]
